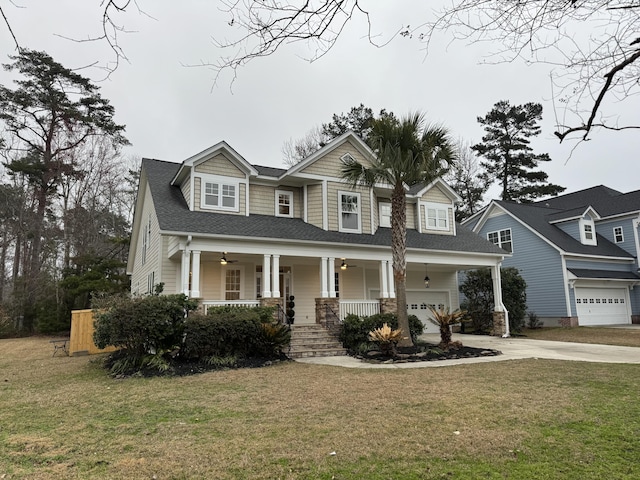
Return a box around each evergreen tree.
[472,100,565,203]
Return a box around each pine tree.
[472,100,565,202]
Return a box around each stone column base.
[379,298,397,315]
[491,311,507,336]
[260,297,283,322]
[315,298,340,332]
[631,315,640,325]
[559,316,579,327]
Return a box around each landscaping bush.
[459,267,527,334]
[182,306,290,360]
[339,312,423,352]
[93,294,199,354]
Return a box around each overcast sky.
[1,1,638,198]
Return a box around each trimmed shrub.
[93,294,199,354]
[339,312,423,352]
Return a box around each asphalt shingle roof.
[535,185,640,217]
[496,200,633,258]
[568,268,640,280]
[143,158,505,255]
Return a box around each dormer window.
[579,218,597,246]
[379,202,391,228]
[613,226,624,243]
[200,176,239,212]
[425,203,449,231]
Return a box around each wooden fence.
[69,309,117,356]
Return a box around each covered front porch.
[167,238,509,335]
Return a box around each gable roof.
[534,185,640,218]
[483,200,633,259]
[142,158,506,256]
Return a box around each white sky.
[1,1,638,198]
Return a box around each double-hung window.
[579,218,597,245]
[276,190,293,217]
[613,226,624,243]
[201,176,239,212]
[379,202,391,228]
[339,191,361,233]
[425,203,449,231]
[487,228,513,253]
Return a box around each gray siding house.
[464,186,640,326]
[127,131,511,346]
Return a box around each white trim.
[579,218,597,246]
[633,217,640,270]
[410,177,462,202]
[560,254,573,317]
[487,228,513,253]
[369,189,375,235]
[328,257,336,297]
[338,190,362,233]
[189,172,195,211]
[221,265,245,300]
[322,180,328,230]
[275,189,294,218]
[303,184,308,223]
[191,250,201,298]
[199,174,240,212]
[423,202,450,231]
[272,255,280,297]
[613,226,624,243]
[245,173,250,217]
[378,202,391,228]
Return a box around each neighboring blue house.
[463,186,640,326]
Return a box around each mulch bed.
[355,344,502,364]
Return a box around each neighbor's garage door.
[575,287,630,325]
[406,291,449,334]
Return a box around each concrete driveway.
[295,333,640,369]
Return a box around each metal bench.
[50,339,69,357]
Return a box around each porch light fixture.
[424,265,430,288]
[341,259,348,270]
[220,255,227,265]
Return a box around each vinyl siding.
[375,197,416,231]
[193,177,246,215]
[477,214,567,317]
[420,203,454,235]
[195,153,245,178]
[300,140,372,178]
[306,184,323,228]
[291,263,320,325]
[160,236,178,294]
[130,184,161,295]
[340,267,368,299]
[422,184,450,204]
[179,177,191,209]
[249,184,274,215]
[565,259,632,271]
[556,221,581,242]
[596,217,637,257]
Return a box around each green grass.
[1,337,639,479]
[522,326,640,347]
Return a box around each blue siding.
[565,259,633,272]
[597,217,637,257]
[631,288,639,316]
[568,287,577,316]
[477,213,567,317]
[556,221,581,242]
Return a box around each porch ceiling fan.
[220,252,239,265]
[340,258,358,270]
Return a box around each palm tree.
[341,112,456,347]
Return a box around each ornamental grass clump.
[368,323,404,356]
[428,306,466,350]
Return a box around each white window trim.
[275,189,294,218]
[613,226,624,243]
[340,153,356,164]
[424,202,450,231]
[221,265,245,300]
[199,174,240,212]
[487,228,513,253]
[579,218,597,246]
[338,190,362,233]
[379,202,391,228]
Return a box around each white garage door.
[406,291,449,334]
[575,287,630,326]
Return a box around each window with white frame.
[425,203,449,230]
[339,191,361,233]
[201,177,239,211]
[147,271,155,294]
[379,202,391,228]
[340,153,356,164]
[487,228,513,253]
[225,268,241,300]
[579,218,597,245]
[613,226,624,243]
[276,190,293,217]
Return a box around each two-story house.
[464,186,640,327]
[127,132,510,340]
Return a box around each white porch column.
[328,257,336,298]
[491,263,504,312]
[262,254,272,298]
[272,254,281,297]
[320,257,329,297]
[181,250,190,296]
[387,260,396,298]
[191,250,201,298]
[380,260,389,298]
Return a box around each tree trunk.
[439,323,452,349]
[391,183,413,347]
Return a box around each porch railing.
[202,300,261,314]
[339,300,380,320]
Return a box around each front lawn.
[522,326,640,347]
[1,337,639,479]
